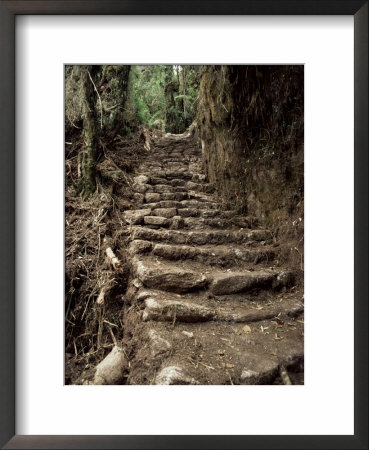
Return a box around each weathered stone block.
[210,271,274,295]
[145,192,161,203]
[152,208,177,218]
[155,365,199,385]
[144,216,170,227]
[132,183,152,194]
[94,346,127,385]
[128,239,152,255]
[170,216,184,230]
[134,258,208,293]
[123,208,152,225]
[133,175,149,184]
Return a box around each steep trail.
[121,132,304,385]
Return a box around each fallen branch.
[103,319,118,328]
[96,287,107,306]
[107,325,118,346]
[97,277,116,306]
[103,237,123,273]
[104,103,120,111]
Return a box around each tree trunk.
[105,65,131,135]
[182,65,187,116]
[80,65,98,198]
[164,66,179,133]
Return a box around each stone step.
[173,186,189,192]
[131,256,292,295]
[140,291,303,324]
[133,182,214,198]
[132,183,153,194]
[143,178,212,194]
[186,191,217,201]
[139,169,165,178]
[128,214,253,231]
[151,208,178,218]
[170,177,208,188]
[179,208,220,217]
[149,183,213,196]
[151,161,199,169]
[158,200,182,209]
[179,199,219,209]
[126,315,304,385]
[126,207,255,231]
[145,180,213,192]
[168,178,187,187]
[162,158,194,164]
[146,155,194,160]
[132,256,208,294]
[123,209,152,225]
[153,192,188,202]
[128,240,275,266]
[148,177,169,186]
[209,270,287,295]
[144,192,162,203]
[178,208,251,226]
[133,175,150,184]
[143,199,216,209]
[181,217,234,230]
[163,170,195,179]
[131,226,272,246]
[180,217,253,230]
[140,169,197,180]
[143,216,171,227]
[143,297,215,322]
[150,242,276,266]
[152,184,176,194]
[143,196,219,208]
[185,181,215,193]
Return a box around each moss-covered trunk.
[101,65,131,135]
[79,66,99,198]
[164,67,180,133]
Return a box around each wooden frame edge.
[0,1,367,449]
[0,0,15,448]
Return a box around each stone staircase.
[122,133,304,385]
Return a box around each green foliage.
[125,65,200,133]
[65,64,200,138]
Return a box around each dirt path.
[120,132,304,385]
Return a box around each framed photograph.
[1,1,367,449]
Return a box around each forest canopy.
[65,64,200,138]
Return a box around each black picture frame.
[0,1,367,449]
